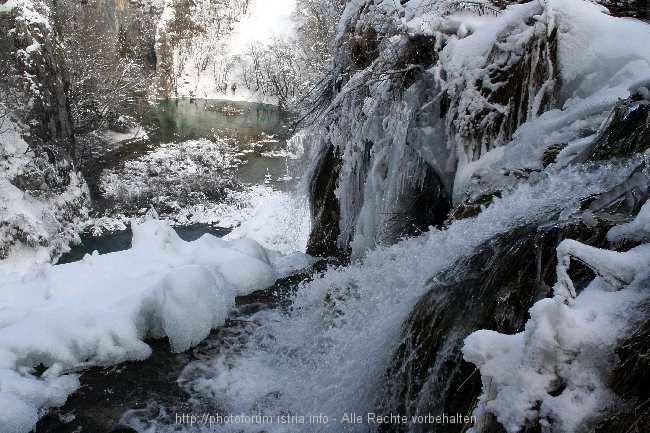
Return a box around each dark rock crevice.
[307,143,344,257]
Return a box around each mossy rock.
[446,191,502,224]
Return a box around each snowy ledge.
[0,219,312,433]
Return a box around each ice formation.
[306,0,650,256]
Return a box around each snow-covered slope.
[0,218,309,433]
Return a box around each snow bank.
[463,239,650,433]
[223,186,310,255]
[0,219,307,433]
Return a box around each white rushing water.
[142,156,641,433]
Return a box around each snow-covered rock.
[463,240,650,433]
[0,218,309,433]
[0,0,91,269]
[304,0,650,257]
[608,200,650,242]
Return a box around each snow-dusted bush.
[99,139,240,216]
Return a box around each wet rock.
[582,98,650,161]
[349,26,379,70]
[307,143,343,257]
[594,309,650,433]
[445,191,502,224]
[35,337,193,433]
[542,142,567,167]
[397,34,438,89]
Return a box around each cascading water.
[123,156,639,433]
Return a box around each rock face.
[0,0,89,262]
[304,0,559,257]
[1,1,75,162]
[581,96,650,161]
[600,0,649,19]
[306,144,343,257]
[376,94,650,433]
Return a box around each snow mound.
[0,219,307,432]
[463,239,650,433]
